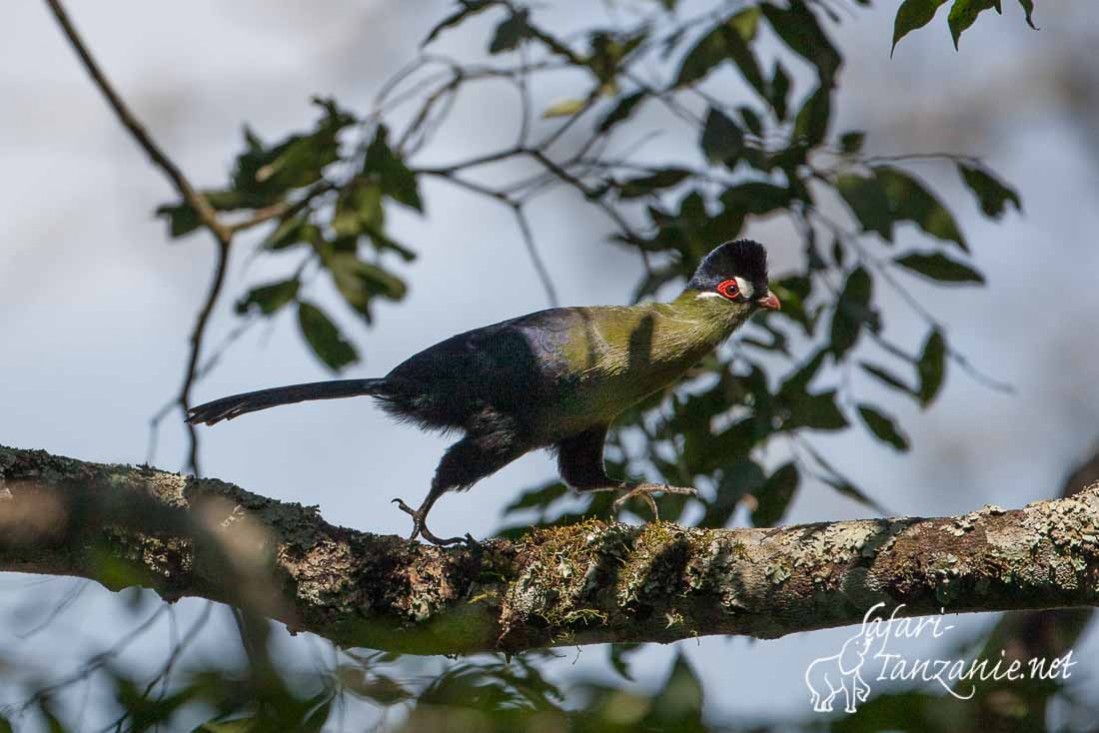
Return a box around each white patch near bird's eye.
[734,277,754,299]
[697,292,724,299]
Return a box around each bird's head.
[685,239,780,312]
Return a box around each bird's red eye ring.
[716,279,740,300]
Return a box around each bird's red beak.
[757,291,781,310]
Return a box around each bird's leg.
[610,483,698,520]
[396,427,524,547]
[556,427,697,522]
[391,495,473,546]
[579,483,698,520]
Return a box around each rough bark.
[2,444,1099,656]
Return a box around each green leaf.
[609,643,641,682]
[700,108,744,165]
[364,126,423,212]
[738,106,763,137]
[720,182,792,216]
[503,480,568,514]
[332,179,384,237]
[751,463,800,527]
[788,390,849,431]
[297,301,358,372]
[542,97,586,118]
[836,173,893,240]
[649,654,705,725]
[875,166,967,250]
[831,237,845,268]
[892,0,948,54]
[156,201,201,238]
[727,6,761,41]
[793,85,831,146]
[761,1,841,85]
[617,168,691,198]
[489,8,530,53]
[1018,0,1038,29]
[821,474,883,512]
[230,101,351,205]
[703,459,766,528]
[770,61,791,120]
[948,0,1000,50]
[597,91,646,133]
[691,413,766,474]
[778,348,828,399]
[587,30,650,84]
[721,9,768,98]
[917,330,947,407]
[958,163,1022,218]
[326,253,407,320]
[40,706,66,733]
[202,189,263,211]
[356,261,407,300]
[860,361,919,397]
[839,131,865,154]
[858,404,911,451]
[365,228,417,262]
[771,275,815,334]
[235,278,300,315]
[674,13,767,97]
[262,214,319,251]
[895,251,985,284]
[422,1,494,46]
[158,186,263,238]
[829,266,877,361]
[300,695,334,733]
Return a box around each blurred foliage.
[6,643,726,733]
[8,632,1093,732]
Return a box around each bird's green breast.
[542,292,749,435]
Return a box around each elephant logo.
[804,629,875,713]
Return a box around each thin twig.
[179,243,231,475]
[225,181,335,237]
[43,0,229,244]
[511,203,559,307]
[417,169,560,306]
[44,0,239,475]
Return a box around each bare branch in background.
[44,0,238,476]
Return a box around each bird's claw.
[611,483,698,522]
[391,497,478,547]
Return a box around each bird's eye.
[716,279,740,300]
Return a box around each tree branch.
[44,0,236,475]
[43,0,229,244]
[3,443,1099,656]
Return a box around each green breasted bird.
[187,239,779,544]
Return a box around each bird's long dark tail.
[186,378,388,426]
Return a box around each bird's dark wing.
[382,308,583,427]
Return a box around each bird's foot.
[610,483,698,521]
[391,498,477,547]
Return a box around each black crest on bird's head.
[686,239,769,293]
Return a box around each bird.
[186,239,779,545]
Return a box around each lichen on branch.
[1,444,1098,656]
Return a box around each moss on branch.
[2,444,1098,655]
